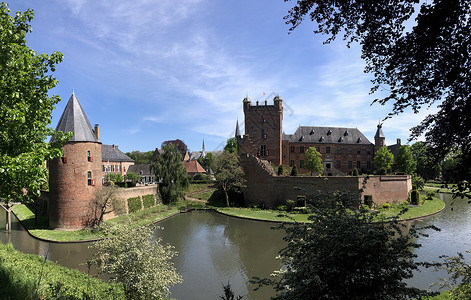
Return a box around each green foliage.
[363,195,373,208]
[0,243,124,299]
[0,3,71,203]
[142,194,155,208]
[382,202,391,209]
[286,199,296,212]
[124,171,141,183]
[410,190,420,205]
[220,282,243,300]
[290,165,298,176]
[353,168,359,176]
[396,145,416,174]
[426,190,436,200]
[152,144,189,204]
[213,151,245,207]
[127,196,142,213]
[277,164,284,176]
[441,156,459,184]
[410,142,441,181]
[198,152,215,170]
[87,186,125,227]
[124,150,153,164]
[90,221,182,299]
[374,146,394,174]
[412,173,425,190]
[104,172,123,185]
[224,137,238,154]
[304,147,323,175]
[252,190,431,299]
[433,251,471,300]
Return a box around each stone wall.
[240,155,411,208]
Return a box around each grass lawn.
[376,197,445,220]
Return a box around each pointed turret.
[374,122,386,152]
[200,138,206,158]
[235,119,241,138]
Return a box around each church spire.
[235,119,241,138]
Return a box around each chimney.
[94,124,100,140]
[397,138,401,145]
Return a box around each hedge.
[0,243,124,299]
[142,194,155,209]
[127,196,142,213]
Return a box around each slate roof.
[128,164,153,176]
[102,144,134,162]
[289,126,372,145]
[52,92,100,143]
[374,123,385,138]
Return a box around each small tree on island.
[396,145,416,174]
[374,146,394,174]
[151,144,189,204]
[213,151,245,207]
[304,147,323,175]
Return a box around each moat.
[1,193,471,299]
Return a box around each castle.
[237,95,386,175]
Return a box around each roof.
[127,164,153,175]
[235,119,241,137]
[282,132,292,141]
[374,123,385,138]
[52,92,100,143]
[183,160,206,174]
[288,126,372,145]
[102,144,134,162]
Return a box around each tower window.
[87,171,92,186]
[87,150,93,162]
[261,145,267,157]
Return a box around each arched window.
[87,171,92,186]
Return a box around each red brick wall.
[49,141,102,230]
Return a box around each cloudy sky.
[9,0,438,153]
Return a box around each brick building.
[237,95,386,175]
[101,143,134,178]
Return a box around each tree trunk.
[224,188,230,207]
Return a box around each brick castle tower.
[48,92,102,230]
[238,95,283,165]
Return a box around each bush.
[290,165,298,176]
[286,200,296,212]
[353,168,359,176]
[278,165,284,176]
[426,190,436,200]
[277,205,288,211]
[142,194,155,208]
[364,195,373,208]
[127,196,142,213]
[410,190,420,205]
[382,203,391,209]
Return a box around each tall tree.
[213,151,245,207]
[224,137,237,154]
[152,144,189,204]
[410,142,441,181]
[304,147,323,175]
[252,190,432,299]
[90,221,182,299]
[395,145,416,174]
[161,139,189,160]
[283,0,471,191]
[197,152,215,171]
[374,146,394,175]
[0,3,70,203]
[124,150,153,164]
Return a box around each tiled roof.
[52,92,99,143]
[128,164,153,175]
[289,126,372,145]
[102,144,134,162]
[183,160,206,174]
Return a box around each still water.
[1,193,470,299]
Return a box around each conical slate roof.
[235,119,241,137]
[52,92,100,143]
[374,123,385,138]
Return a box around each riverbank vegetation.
[0,243,124,299]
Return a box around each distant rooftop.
[102,144,134,162]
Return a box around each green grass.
[376,197,445,220]
[0,243,124,299]
[186,183,215,194]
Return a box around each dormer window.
[309,129,315,135]
[357,137,362,143]
[299,135,304,141]
[319,136,325,142]
[327,130,332,135]
[344,130,349,136]
[338,137,343,143]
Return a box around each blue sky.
[9,0,438,153]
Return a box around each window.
[367,161,371,169]
[357,161,361,168]
[348,148,352,154]
[337,147,341,154]
[336,160,341,168]
[367,148,371,155]
[261,145,267,157]
[87,150,93,162]
[357,148,361,155]
[348,161,352,169]
[117,165,120,172]
[87,171,92,186]
[300,146,304,153]
[326,146,330,154]
[300,160,304,169]
[261,129,265,139]
[317,146,320,152]
[103,165,106,172]
[290,146,295,153]
[326,163,331,169]
[290,160,295,167]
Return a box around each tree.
[0,3,70,203]
[213,151,245,207]
[198,152,215,171]
[252,190,431,299]
[152,144,189,204]
[224,137,237,154]
[124,150,153,164]
[89,221,182,299]
[374,146,394,174]
[410,142,441,181]
[304,147,323,175]
[87,186,125,227]
[161,139,189,160]
[283,0,471,192]
[395,145,416,174]
[124,171,141,185]
[290,165,298,176]
[277,165,284,176]
[104,173,123,185]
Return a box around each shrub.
[382,203,391,209]
[410,190,420,205]
[127,196,142,213]
[353,168,359,176]
[142,194,155,208]
[277,205,288,211]
[277,165,284,176]
[290,165,298,176]
[286,200,296,212]
[426,190,436,200]
[364,195,373,208]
